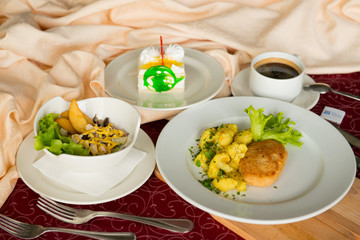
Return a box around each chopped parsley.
[217,169,226,178]
[204,149,215,159]
[199,178,221,194]
[195,160,201,167]
[188,145,201,159]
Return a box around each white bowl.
[34,96,141,173]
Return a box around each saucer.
[16,129,155,205]
[231,68,320,109]
[105,48,225,111]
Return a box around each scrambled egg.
[194,124,252,193]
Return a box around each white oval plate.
[17,129,155,205]
[231,68,320,110]
[105,48,225,111]
[156,96,355,224]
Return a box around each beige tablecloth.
[1,0,360,207]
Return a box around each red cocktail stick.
[160,36,164,66]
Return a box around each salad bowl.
[34,96,141,173]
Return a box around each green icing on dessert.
[143,65,184,92]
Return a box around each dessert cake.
[137,44,185,93]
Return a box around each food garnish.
[71,122,127,155]
[244,105,303,147]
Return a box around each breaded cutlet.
[239,139,288,188]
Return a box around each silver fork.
[0,213,136,239]
[37,196,194,233]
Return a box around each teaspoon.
[303,83,360,101]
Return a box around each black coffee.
[256,62,299,79]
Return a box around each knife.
[334,126,360,149]
[333,125,360,168]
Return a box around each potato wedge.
[69,99,88,133]
[56,117,78,134]
[60,110,69,119]
[61,110,93,124]
[83,113,94,125]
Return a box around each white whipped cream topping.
[139,44,184,65]
[165,44,184,62]
[139,46,159,65]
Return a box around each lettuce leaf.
[34,113,90,156]
[244,105,303,147]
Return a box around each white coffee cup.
[249,52,305,102]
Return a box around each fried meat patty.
[239,139,288,188]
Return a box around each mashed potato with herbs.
[194,124,251,193]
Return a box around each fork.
[37,196,194,233]
[0,213,136,239]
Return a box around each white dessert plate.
[105,48,225,111]
[231,67,320,110]
[156,96,356,224]
[16,129,155,205]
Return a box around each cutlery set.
[0,197,194,239]
[304,82,360,166]
[37,197,194,233]
[304,82,360,101]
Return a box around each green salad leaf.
[34,113,90,156]
[244,105,303,147]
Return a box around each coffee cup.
[249,51,305,102]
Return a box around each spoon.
[303,83,360,101]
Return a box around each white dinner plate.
[16,129,155,205]
[105,48,225,111]
[156,96,356,224]
[231,67,320,110]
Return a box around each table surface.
[0,71,359,240]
